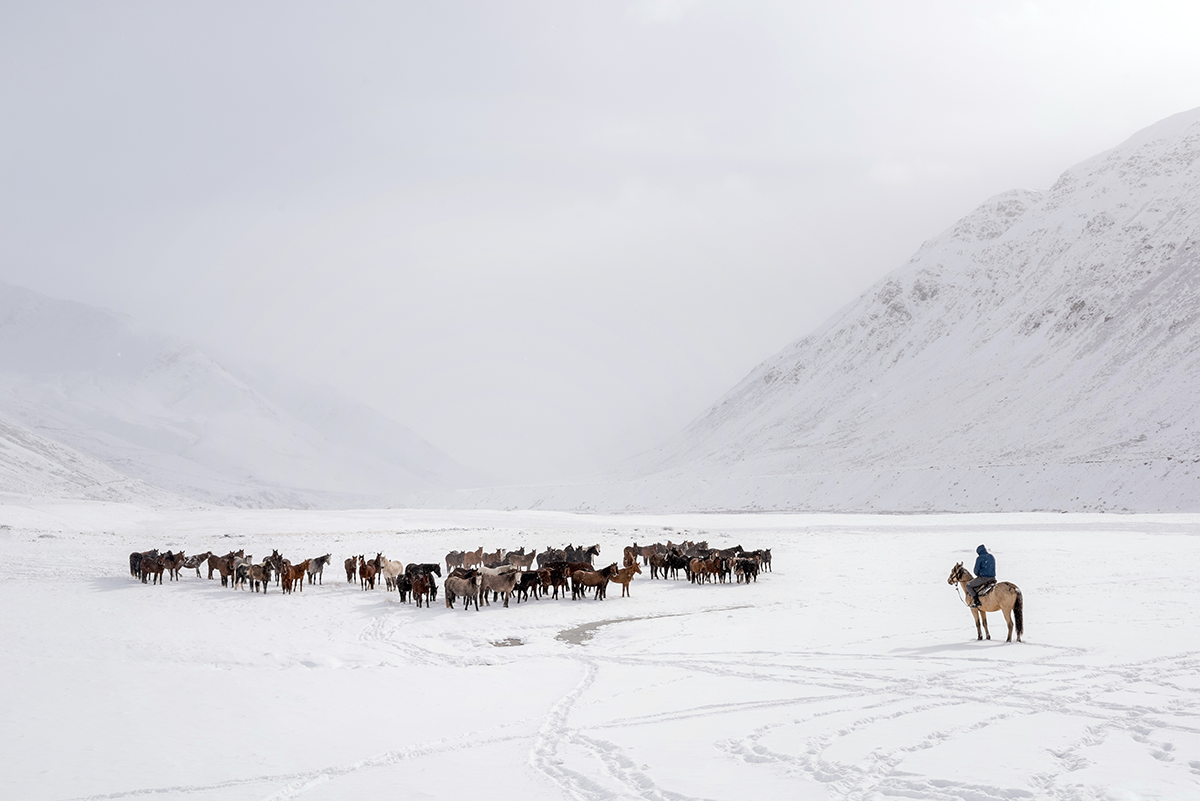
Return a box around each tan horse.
[947,563,1024,642]
[609,561,642,597]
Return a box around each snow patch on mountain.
[425,107,1200,512]
[0,281,482,507]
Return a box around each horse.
[572,563,619,600]
[745,548,772,571]
[359,554,381,590]
[140,555,164,585]
[542,562,571,599]
[306,554,331,585]
[947,562,1024,643]
[462,547,484,570]
[514,570,544,602]
[381,558,405,591]
[623,543,639,568]
[482,548,504,566]
[505,549,537,571]
[231,554,254,590]
[445,574,480,611]
[564,544,601,566]
[664,551,690,580]
[734,556,759,583]
[249,562,272,593]
[689,554,720,584]
[609,561,642,597]
[344,555,358,583]
[445,550,465,572]
[208,550,243,583]
[129,549,157,578]
[411,572,431,608]
[181,551,212,578]
[479,570,520,608]
[405,563,441,601]
[282,559,311,594]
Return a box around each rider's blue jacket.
[974,545,996,578]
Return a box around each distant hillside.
[0,281,485,507]
[427,107,1200,512]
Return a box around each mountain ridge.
[0,280,483,507]
[418,106,1200,512]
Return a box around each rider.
[967,544,996,608]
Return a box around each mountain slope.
[0,282,483,506]
[425,107,1200,512]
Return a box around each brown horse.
[572,563,619,600]
[160,551,186,581]
[609,561,642,597]
[359,554,380,590]
[140,555,164,585]
[462,547,484,570]
[947,563,1024,643]
[505,549,537,570]
[282,559,311,594]
[411,572,431,608]
[344,555,358,583]
[208,550,243,584]
[248,562,272,593]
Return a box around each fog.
[2,1,1198,481]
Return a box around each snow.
[2,502,1198,800]
[0,281,482,508]
[426,106,1200,513]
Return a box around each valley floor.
[0,503,1197,800]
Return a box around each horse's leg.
[980,611,991,640]
[1003,608,1014,642]
[972,609,982,640]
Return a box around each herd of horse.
[125,540,773,611]
[125,542,1021,642]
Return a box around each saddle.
[976,578,998,596]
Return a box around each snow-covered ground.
[2,503,1197,800]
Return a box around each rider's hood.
[977,544,989,555]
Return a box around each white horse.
[380,558,405,591]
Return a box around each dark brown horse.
[140,555,164,585]
[411,572,431,608]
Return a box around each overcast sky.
[2,1,1199,482]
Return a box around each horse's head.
[947,562,966,585]
[632,561,642,574]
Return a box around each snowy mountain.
[0,281,485,506]
[430,107,1200,512]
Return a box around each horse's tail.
[1013,587,1024,641]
